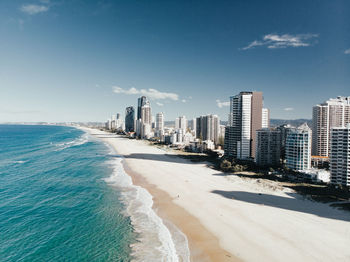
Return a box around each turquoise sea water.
[0,125,135,261]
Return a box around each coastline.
[80,127,350,262]
[122,162,237,262]
[81,126,235,261]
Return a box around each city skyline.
[1,0,350,122]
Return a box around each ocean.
[0,125,189,262]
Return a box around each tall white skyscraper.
[191,118,197,132]
[262,108,270,128]
[155,112,164,138]
[141,102,151,125]
[175,117,180,129]
[312,96,350,157]
[285,123,312,171]
[330,124,350,186]
[111,115,116,130]
[224,91,263,159]
[156,112,164,131]
[140,98,151,138]
[175,116,187,132]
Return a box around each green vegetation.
[220,160,231,171]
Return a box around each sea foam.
[54,133,89,151]
[104,150,190,262]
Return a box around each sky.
[0,0,349,122]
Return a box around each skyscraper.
[262,108,270,128]
[155,112,164,137]
[255,128,281,166]
[141,102,151,125]
[125,106,135,132]
[111,114,116,130]
[224,91,263,159]
[285,123,312,171]
[276,124,294,160]
[312,96,350,157]
[137,96,148,120]
[140,99,152,138]
[191,118,197,132]
[196,115,220,144]
[175,116,187,132]
[330,124,350,186]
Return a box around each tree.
[220,160,232,172]
[232,164,244,172]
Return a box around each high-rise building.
[179,116,187,131]
[330,124,350,186]
[276,124,294,160]
[285,123,312,171]
[175,116,187,130]
[196,115,220,144]
[141,102,151,125]
[140,99,152,138]
[105,119,112,130]
[137,96,148,120]
[155,112,164,137]
[191,118,197,132]
[262,108,270,128]
[312,96,350,157]
[255,128,281,166]
[125,106,135,132]
[224,91,263,159]
[111,115,116,130]
[156,112,164,131]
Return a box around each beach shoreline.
[122,160,237,262]
[80,127,350,262]
[80,126,235,261]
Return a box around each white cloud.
[156,102,164,106]
[181,99,187,103]
[284,107,294,111]
[241,33,318,50]
[112,86,179,101]
[216,99,230,108]
[20,4,49,15]
[344,49,350,54]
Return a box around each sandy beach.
[83,128,350,262]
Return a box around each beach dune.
[86,128,350,262]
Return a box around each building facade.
[137,96,148,120]
[330,124,350,186]
[155,112,164,138]
[224,91,263,159]
[312,96,350,157]
[255,128,281,166]
[285,123,312,171]
[262,108,270,128]
[125,106,135,132]
[196,114,220,144]
[138,97,151,138]
[175,116,187,132]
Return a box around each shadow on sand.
[211,190,350,222]
[107,153,213,166]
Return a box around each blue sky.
[0,0,349,122]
